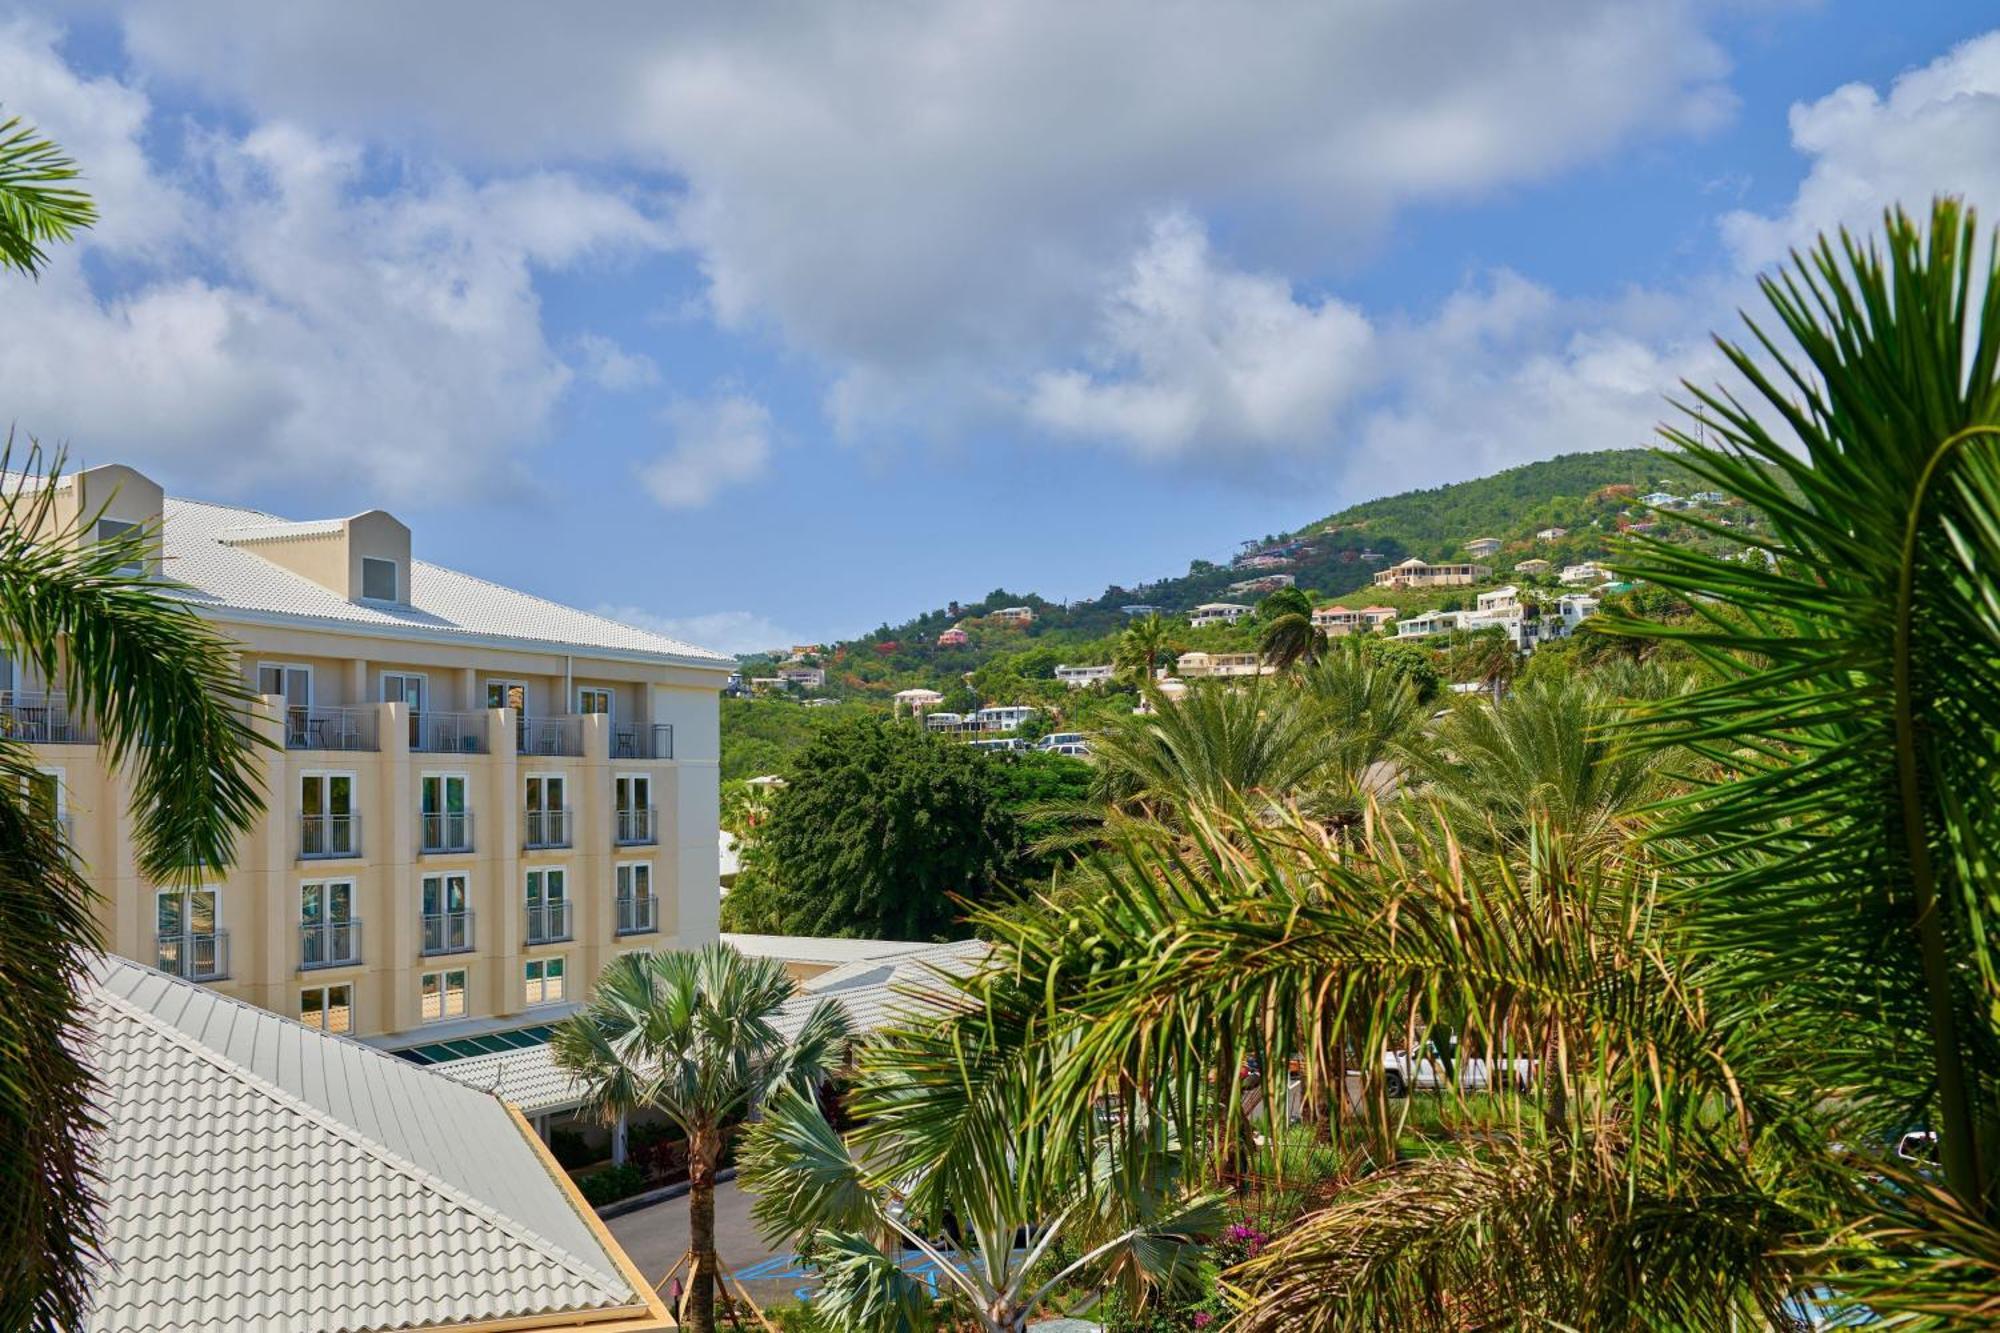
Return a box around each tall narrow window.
[524,774,567,848]
[421,872,470,954]
[420,773,470,852]
[615,774,653,844]
[157,886,222,980]
[383,671,427,749]
[617,862,654,935]
[360,556,398,601]
[420,969,467,1023]
[259,663,313,746]
[300,879,357,968]
[486,679,528,752]
[525,867,568,943]
[300,772,357,857]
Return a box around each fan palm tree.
[551,944,851,1333]
[0,115,96,276]
[1114,613,1177,690]
[2,443,265,1331]
[1256,587,1323,672]
[1299,637,1431,828]
[1086,683,1335,822]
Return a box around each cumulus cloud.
[594,605,793,658]
[0,21,668,500]
[571,333,661,391]
[638,393,773,509]
[1026,212,1374,458]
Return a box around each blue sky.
[7,2,2000,652]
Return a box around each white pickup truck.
[1382,1042,1534,1096]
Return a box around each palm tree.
[2,443,265,1331]
[1086,683,1335,822]
[0,115,96,276]
[551,944,851,1333]
[1299,636,1430,829]
[1114,613,1177,689]
[1256,587,1323,672]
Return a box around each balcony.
[282,706,378,752]
[523,807,572,851]
[421,910,474,956]
[299,919,362,971]
[299,813,362,860]
[525,900,572,945]
[411,710,487,755]
[157,930,229,982]
[0,690,93,744]
[420,811,475,855]
[611,723,675,760]
[615,805,657,846]
[517,716,582,757]
[616,894,658,936]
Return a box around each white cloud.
[638,393,773,509]
[1722,31,2000,269]
[0,22,668,500]
[1027,213,1374,457]
[571,333,661,391]
[595,605,793,658]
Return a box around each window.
[617,862,654,935]
[300,771,357,857]
[420,969,467,1023]
[616,774,653,843]
[26,768,62,824]
[420,773,470,852]
[382,671,427,748]
[300,879,357,968]
[96,518,145,575]
[524,773,568,847]
[421,872,470,954]
[576,686,613,718]
[301,984,353,1034]
[261,662,314,747]
[156,885,223,980]
[524,957,566,1006]
[360,556,398,601]
[526,867,569,942]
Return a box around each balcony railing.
[518,716,582,757]
[420,811,475,854]
[523,807,572,850]
[617,895,658,936]
[421,910,474,956]
[0,690,92,744]
[411,710,487,755]
[615,805,657,846]
[300,919,362,970]
[283,706,378,752]
[611,723,675,760]
[525,900,572,945]
[299,813,362,860]
[157,929,229,982]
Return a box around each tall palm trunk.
[686,1128,720,1333]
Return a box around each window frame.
[96,517,146,576]
[419,968,468,1023]
[524,956,566,1007]
[575,686,614,719]
[300,983,354,1034]
[360,556,399,602]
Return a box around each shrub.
[575,1163,646,1207]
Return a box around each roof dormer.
[70,464,165,577]
[218,508,412,605]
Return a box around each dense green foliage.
[722,717,1038,939]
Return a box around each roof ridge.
[93,985,636,1307]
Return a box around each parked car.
[1382,1041,1533,1096]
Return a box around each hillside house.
[1559,562,1609,586]
[1476,585,1520,614]
[1121,604,1160,616]
[1463,537,1504,558]
[1639,491,1686,508]
[1691,490,1727,504]
[1558,594,1600,631]
[892,687,945,716]
[1189,601,1251,628]
[922,711,964,732]
[778,666,825,689]
[1055,663,1116,688]
[1535,527,1568,542]
[988,606,1035,624]
[937,627,970,647]
[1515,558,1552,575]
[1311,603,1397,635]
[1175,651,1269,679]
[1373,558,1491,589]
[1227,574,1295,595]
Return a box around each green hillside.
[723,447,1756,778]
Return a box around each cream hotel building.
[8,462,731,1057]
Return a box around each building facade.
[1372,558,1492,588]
[9,464,731,1048]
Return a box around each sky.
[6,2,2000,653]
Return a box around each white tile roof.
[720,933,939,967]
[83,957,656,1332]
[159,496,731,667]
[431,939,994,1116]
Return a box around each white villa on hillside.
[1476,585,1520,614]
[1463,537,1503,558]
[1189,601,1251,627]
[1560,562,1610,585]
[1311,603,1396,635]
[1055,663,1116,687]
[1227,573,1295,595]
[1374,557,1491,588]
[1515,557,1552,575]
[1175,651,1269,680]
[892,687,946,716]
[1535,527,1568,541]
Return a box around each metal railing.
[421,910,474,956]
[615,805,657,846]
[525,900,572,944]
[611,723,675,760]
[420,811,474,854]
[157,930,229,981]
[617,895,658,935]
[300,919,362,970]
[523,807,572,850]
[283,706,378,752]
[0,690,92,744]
[411,710,487,755]
[518,716,582,757]
[300,813,362,860]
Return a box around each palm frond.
[0,115,96,277]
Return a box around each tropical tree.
[1255,587,1323,672]
[0,115,95,277]
[2,444,265,1331]
[551,944,851,1333]
[1114,613,1177,689]
[740,1006,1221,1332]
[1298,637,1430,830]
[1086,683,1334,824]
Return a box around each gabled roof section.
[83,957,662,1332]
[159,496,732,668]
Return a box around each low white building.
[1463,537,1503,558]
[1476,585,1520,615]
[1176,651,1268,679]
[1560,562,1609,586]
[972,704,1038,732]
[1227,574,1295,595]
[1189,601,1251,628]
[988,606,1035,624]
[1558,593,1600,631]
[923,711,964,732]
[1535,527,1568,542]
[1395,609,1476,640]
[1055,663,1116,688]
[893,686,946,716]
[780,666,826,689]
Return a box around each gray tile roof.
[83,957,659,1332]
[159,496,731,667]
